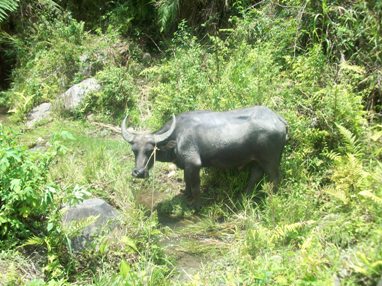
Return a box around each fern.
[39,0,61,12]
[271,220,315,242]
[0,0,19,22]
[336,123,363,156]
[359,190,382,206]
[62,215,99,238]
[353,252,382,277]
[323,149,340,161]
[22,235,45,247]
[156,0,180,32]
[324,187,348,204]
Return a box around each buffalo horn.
[154,114,176,143]
[121,115,136,143]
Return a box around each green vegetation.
[0,0,19,23]
[0,0,381,285]
[0,126,56,243]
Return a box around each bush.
[146,26,208,123]
[2,14,85,119]
[2,12,137,121]
[79,65,140,123]
[0,125,57,243]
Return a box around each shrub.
[2,12,136,121]
[0,125,57,243]
[2,14,85,118]
[147,27,208,123]
[79,65,140,123]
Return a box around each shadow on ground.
[133,184,266,283]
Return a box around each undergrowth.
[0,0,381,285]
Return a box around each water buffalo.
[121,106,288,202]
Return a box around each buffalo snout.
[132,168,148,178]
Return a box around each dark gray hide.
[121,106,288,201]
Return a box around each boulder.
[26,102,51,128]
[60,78,101,111]
[62,198,120,251]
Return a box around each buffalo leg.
[183,172,192,198]
[270,168,280,193]
[263,162,280,193]
[184,164,201,201]
[245,163,264,193]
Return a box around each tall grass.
[0,1,381,285]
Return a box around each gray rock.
[60,78,101,111]
[377,276,382,286]
[26,102,51,128]
[62,198,120,251]
[142,52,152,65]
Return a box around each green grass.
[1,116,381,285]
[1,2,381,283]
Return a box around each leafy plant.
[0,125,57,242]
[0,0,19,22]
[80,65,139,122]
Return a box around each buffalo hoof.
[185,196,201,211]
[192,200,201,211]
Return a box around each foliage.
[0,0,19,23]
[265,0,381,112]
[1,14,85,118]
[0,121,170,283]
[0,0,381,285]
[156,0,254,33]
[80,65,139,122]
[0,125,58,242]
[142,10,381,285]
[1,12,139,121]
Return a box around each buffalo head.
[121,115,176,178]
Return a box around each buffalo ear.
[160,140,177,151]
